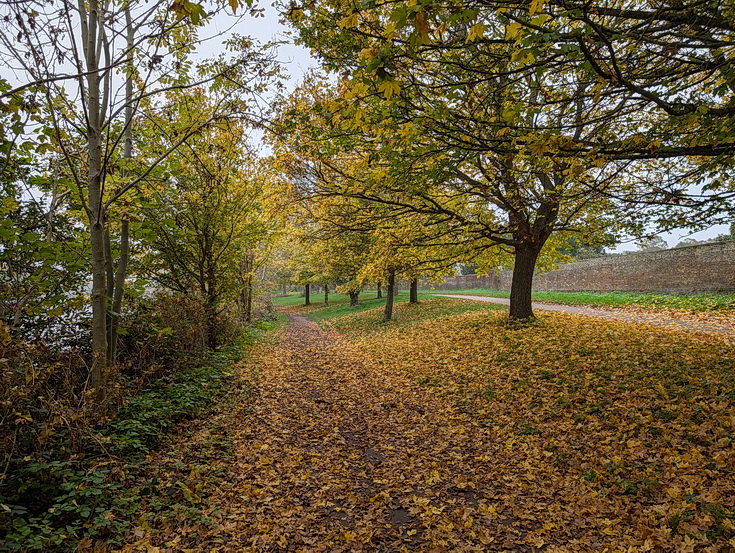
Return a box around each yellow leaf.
[511,49,535,64]
[529,0,545,16]
[467,22,486,42]
[378,80,400,100]
[505,21,522,40]
[339,13,359,28]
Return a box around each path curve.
[434,294,735,336]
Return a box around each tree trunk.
[205,291,218,349]
[305,283,310,306]
[245,273,253,323]
[240,252,254,323]
[409,278,418,303]
[109,219,129,363]
[509,242,541,319]
[89,220,108,398]
[324,283,329,305]
[85,0,107,402]
[376,281,382,298]
[349,291,359,306]
[393,281,399,297]
[383,269,396,321]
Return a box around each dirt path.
[187,314,505,551]
[434,293,735,336]
[123,312,735,551]
[134,314,625,552]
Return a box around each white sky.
[198,2,315,87]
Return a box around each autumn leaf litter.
[122,299,735,552]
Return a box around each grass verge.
[274,292,505,327]
[432,288,735,312]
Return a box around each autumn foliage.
[120,298,734,551]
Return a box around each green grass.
[272,291,407,321]
[327,296,504,335]
[432,288,735,312]
[274,291,504,330]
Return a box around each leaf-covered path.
[126,311,728,552]
[188,313,507,551]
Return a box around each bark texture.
[383,270,396,321]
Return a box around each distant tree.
[637,236,669,251]
[557,237,607,260]
[674,238,704,248]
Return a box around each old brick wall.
[427,241,735,293]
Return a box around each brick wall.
[426,241,735,294]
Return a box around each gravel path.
[434,294,735,336]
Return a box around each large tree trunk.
[349,291,359,306]
[509,242,541,319]
[305,283,310,306]
[324,283,329,305]
[376,281,382,298]
[409,278,418,303]
[383,269,396,321]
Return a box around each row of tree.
[271,0,735,318]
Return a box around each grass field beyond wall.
[431,288,735,312]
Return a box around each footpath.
[126,313,653,551]
[434,294,735,336]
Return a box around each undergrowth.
[0,318,280,552]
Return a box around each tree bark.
[109,219,129,363]
[85,0,107,402]
[324,283,329,305]
[376,281,382,298]
[89,220,107,397]
[305,283,310,306]
[383,269,396,321]
[509,242,541,319]
[349,291,359,306]
[409,278,418,303]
